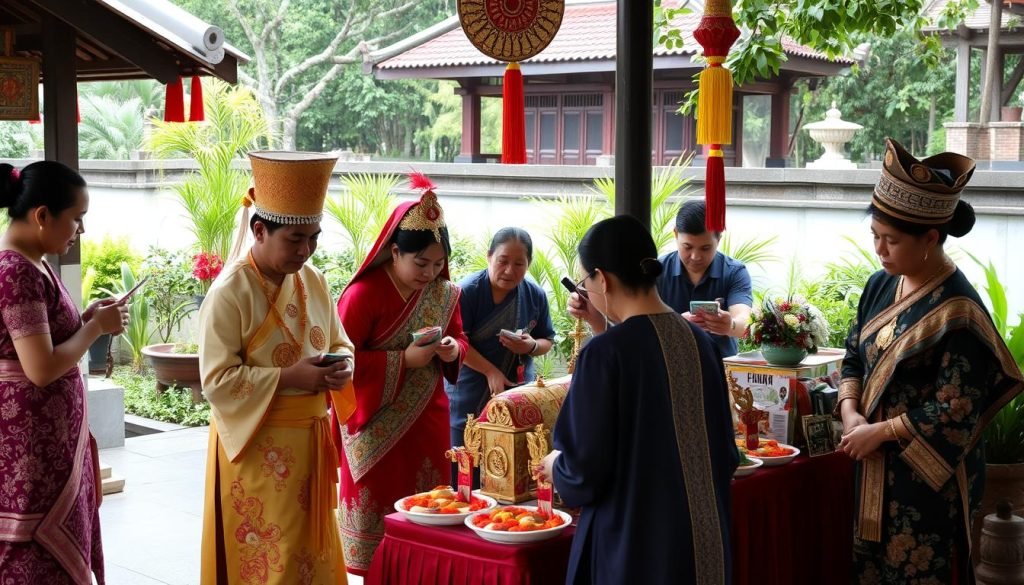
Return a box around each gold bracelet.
[888,418,907,447]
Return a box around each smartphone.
[560,276,578,295]
[117,276,150,305]
[689,300,720,316]
[319,352,353,366]
[498,328,522,340]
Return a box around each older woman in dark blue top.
[445,228,555,453]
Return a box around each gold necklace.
[875,277,904,351]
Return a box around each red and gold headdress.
[399,172,446,242]
[693,0,740,231]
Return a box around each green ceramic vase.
[760,343,808,367]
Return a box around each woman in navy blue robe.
[538,216,739,585]
[446,228,555,466]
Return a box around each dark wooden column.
[41,15,81,289]
[455,84,485,163]
[767,83,792,167]
[614,0,652,230]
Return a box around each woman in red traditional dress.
[334,174,468,574]
[0,162,128,584]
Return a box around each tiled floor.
[99,427,363,585]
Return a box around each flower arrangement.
[192,252,224,294]
[747,296,830,353]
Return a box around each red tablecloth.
[367,453,854,585]
[731,452,855,585]
[366,514,575,585]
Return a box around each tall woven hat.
[872,139,975,226]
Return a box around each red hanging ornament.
[458,0,564,165]
[164,77,185,123]
[501,63,526,164]
[693,0,740,232]
[188,76,205,122]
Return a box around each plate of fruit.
[736,438,800,466]
[465,506,573,544]
[394,486,496,526]
[734,453,763,477]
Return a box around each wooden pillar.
[979,48,1005,122]
[456,88,483,163]
[602,88,614,155]
[767,84,791,167]
[614,0,652,230]
[41,15,81,298]
[954,42,971,123]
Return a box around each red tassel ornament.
[501,62,526,165]
[188,76,205,122]
[164,77,185,123]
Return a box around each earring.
[924,251,929,263]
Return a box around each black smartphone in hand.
[319,352,353,366]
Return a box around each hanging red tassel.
[501,62,526,164]
[693,0,739,232]
[705,147,726,231]
[188,76,205,122]
[164,77,185,123]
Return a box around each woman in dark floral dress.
[837,139,1022,584]
[0,162,128,584]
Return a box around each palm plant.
[719,233,779,269]
[80,79,164,118]
[79,95,145,160]
[589,154,694,252]
[324,173,399,267]
[965,253,1024,464]
[147,79,271,262]
[100,263,153,372]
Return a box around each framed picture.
[0,29,40,121]
[801,414,836,458]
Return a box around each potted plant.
[141,341,204,404]
[966,255,1024,561]
[1001,90,1023,122]
[101,262,154,373]
[82,266,111,375]
[746,296,830,366]
[191,251,224,307]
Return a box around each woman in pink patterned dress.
[0,162,128,584]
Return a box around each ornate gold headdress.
[872,138,975,226]
[399,172,446,242]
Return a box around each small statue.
[729,376,769,450]
[567,317,587,374]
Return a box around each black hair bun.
[0,164,20,209]
[639,257,663,278]
[948,200,975,238]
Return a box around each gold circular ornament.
[458,0,565,63]
[310,326,326,351]
[285,303,299,319]
[910,164,931,183]
[485,446,509,479]
[272,343,300,367]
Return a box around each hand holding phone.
[117,276,150,305]
[412,326,442,347]
[689,300,720,317]
[319,352,353,366]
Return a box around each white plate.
[464,507,573,545]
[394,492,497,526]
[734,456,763,477]
[754,445,800,467]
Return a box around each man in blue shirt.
[569,200,752,357]
[656,199,752,357]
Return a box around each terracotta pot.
[972,462,1024,566]
[141,343,205,403]
[1001,106,1023,122]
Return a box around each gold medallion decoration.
[0,29,40,121]
[272,343,300,367]
[458,0,565,62]
[485,446,510,479]
[310,326,326,351]
[285,303,299,318]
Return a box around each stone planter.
[972,462,1024,566]
[1002,106,1023,123]
[141,343,204,403]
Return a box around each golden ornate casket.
[464,375,571,503]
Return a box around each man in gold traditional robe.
[199,152,357,585]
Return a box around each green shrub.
[112,366,211,427]
[310,249,357,300]
[82,237,141,303]
[141,247,200,343]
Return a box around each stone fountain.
[804,102,863,170]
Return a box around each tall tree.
[174,0,419,149]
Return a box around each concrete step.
[100,464,112,480]
[102,475,125,495]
